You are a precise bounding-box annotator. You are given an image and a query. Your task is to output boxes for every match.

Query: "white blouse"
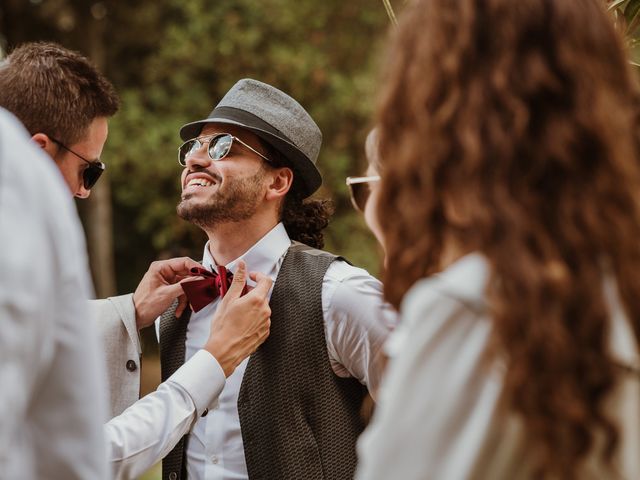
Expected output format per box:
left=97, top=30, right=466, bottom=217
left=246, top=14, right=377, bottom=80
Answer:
left=356, top=253, right=640, bottom=480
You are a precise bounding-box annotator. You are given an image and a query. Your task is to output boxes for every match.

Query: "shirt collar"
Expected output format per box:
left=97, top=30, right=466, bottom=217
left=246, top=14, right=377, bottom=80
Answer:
left=201, top=222, right=291, bottom=279
left=428, top=253, right=490, bottom=312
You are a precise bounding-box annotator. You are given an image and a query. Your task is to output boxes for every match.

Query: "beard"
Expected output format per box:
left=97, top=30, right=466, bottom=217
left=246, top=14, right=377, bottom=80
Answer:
left=177, top=169, right=266, bottom=228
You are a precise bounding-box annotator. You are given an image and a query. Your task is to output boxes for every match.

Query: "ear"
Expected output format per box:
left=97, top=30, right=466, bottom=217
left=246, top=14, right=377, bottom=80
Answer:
left=265, top=167, right=294, bottom=202
left=31, top=133, right=59, bottom=160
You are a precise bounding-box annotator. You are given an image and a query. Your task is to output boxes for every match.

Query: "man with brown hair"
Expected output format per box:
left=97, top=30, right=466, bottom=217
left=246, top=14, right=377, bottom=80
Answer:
left=0, top=42, right=119, bottom=198
left=152, top=78, right=397, bottom=480
left=0, top=41, right=169, bottom=417
left=0, top=43, right=274, bottom=478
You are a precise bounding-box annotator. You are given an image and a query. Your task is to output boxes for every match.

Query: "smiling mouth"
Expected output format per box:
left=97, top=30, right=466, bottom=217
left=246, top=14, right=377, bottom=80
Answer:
left=185, top=177, right=216, bottom=188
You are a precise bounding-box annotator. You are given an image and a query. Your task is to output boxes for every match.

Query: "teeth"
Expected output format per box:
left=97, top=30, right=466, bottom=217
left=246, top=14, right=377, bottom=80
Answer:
left=187, top=178, right=214, bottom=187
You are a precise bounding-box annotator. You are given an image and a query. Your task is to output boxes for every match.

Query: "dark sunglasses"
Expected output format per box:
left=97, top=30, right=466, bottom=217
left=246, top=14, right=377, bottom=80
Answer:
left=178, top=133, right=271, bottom=166
left=50, top=137, right=105, bottom=190
left=345, top=175, right=380, bottom=212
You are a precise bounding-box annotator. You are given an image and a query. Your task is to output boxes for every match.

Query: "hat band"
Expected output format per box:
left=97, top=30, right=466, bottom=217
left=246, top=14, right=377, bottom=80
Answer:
left=209, top=106, right=294, bottom=146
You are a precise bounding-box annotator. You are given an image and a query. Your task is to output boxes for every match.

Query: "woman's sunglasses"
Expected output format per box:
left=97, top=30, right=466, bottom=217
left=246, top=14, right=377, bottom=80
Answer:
left=345, top=175, right=380, bottom=212
left=50, top=137, right=105, bottom=190
left=178, top=133, right=271, bottom=166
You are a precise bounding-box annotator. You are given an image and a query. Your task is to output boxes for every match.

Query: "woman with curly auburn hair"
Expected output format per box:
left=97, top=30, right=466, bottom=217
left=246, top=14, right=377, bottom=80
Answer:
left=355, top=0, right=640, bottom=478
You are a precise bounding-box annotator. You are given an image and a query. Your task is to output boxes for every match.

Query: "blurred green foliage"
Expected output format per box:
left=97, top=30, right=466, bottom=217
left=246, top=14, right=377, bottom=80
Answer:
left=610, top=0, right=640, bottom=65
left=0, top=0, right=399, bottom=292
left=103, top=0, right=392, bottom=292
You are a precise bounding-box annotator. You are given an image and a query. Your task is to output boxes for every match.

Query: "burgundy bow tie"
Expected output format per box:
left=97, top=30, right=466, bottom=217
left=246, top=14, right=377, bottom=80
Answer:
left=181, top=265, right=235, bottom=313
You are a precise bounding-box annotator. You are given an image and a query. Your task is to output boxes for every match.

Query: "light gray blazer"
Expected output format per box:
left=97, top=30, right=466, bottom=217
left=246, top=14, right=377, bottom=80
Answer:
left=90, top=294, right=142, bottom=419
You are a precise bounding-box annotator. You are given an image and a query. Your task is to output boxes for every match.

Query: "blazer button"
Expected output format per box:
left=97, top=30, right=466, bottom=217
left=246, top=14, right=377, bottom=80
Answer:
left=126, top=360, right=137, bottom=372
left=169, top=472, right=178, bottom=480
left=201, top=408, right=209, bottom=417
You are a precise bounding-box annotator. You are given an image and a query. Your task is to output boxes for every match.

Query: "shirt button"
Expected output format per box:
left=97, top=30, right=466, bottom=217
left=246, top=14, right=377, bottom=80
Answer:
left=126, top=360, right=137, bottom=372
left=169, top=472, right=178, bottom=480
left=211, top=455, right=219, bottom=464
left=201, top=408, right=209, bottom=417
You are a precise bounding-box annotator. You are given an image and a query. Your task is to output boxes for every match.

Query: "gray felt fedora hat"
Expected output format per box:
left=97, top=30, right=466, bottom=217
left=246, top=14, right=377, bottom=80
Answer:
left=180, top=78, right=322, bottom=197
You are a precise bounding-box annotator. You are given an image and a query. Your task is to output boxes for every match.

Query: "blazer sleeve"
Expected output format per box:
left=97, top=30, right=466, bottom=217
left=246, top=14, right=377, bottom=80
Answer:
left=90, top=294, right=142, bottom=419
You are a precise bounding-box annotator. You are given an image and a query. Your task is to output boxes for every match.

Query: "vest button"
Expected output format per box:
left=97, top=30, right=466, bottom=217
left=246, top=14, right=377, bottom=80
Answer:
left=169, top=472, right=178, bottom=480
left=126, top=360, right=137, bottom=372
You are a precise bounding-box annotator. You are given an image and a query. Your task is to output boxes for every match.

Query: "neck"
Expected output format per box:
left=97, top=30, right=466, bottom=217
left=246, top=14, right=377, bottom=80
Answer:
left=203, top=216, right=279, bottom=266
left=439, top=234, right=470, bottom=271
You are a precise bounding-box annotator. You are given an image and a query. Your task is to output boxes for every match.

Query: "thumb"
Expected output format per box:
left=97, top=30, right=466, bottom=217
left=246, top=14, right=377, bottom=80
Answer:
left=225, top=260, right=247, bottom=300
left=249, top=272, right=273, bottom=299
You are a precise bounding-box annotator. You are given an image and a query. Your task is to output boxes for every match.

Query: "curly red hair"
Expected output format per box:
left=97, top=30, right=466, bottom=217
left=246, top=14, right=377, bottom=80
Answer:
left=376, top=0, right=640, bottom=477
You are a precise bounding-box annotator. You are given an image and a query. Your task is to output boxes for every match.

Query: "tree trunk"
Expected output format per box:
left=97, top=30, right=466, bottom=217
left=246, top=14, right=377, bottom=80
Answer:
left=0, top=1, right=118, bottom=298
left=83, top=3, right=117, bottom=298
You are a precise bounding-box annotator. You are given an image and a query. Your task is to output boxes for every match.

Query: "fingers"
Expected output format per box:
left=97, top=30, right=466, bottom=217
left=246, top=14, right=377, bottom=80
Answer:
left=262, top=318, right=271, bottom=338
left=176, top=294, right=188, bottom=318
left=249, top=319, right=271, bottom=355
left=156, top=257, right=204, bottom=282
left=249, top=272, right=273, bottom=298
left=179, top=276, right=205, bottom=285
left=225, top=261, right=247, bottom=300
left=163, top=282, right=188, bottom=298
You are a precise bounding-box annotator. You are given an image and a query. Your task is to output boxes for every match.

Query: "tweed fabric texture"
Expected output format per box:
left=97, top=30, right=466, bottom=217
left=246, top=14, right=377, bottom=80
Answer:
left=238, top=243, right=367, bottom=480
left=160, top=300, right=191, bottom=480
left=157, top=244, right=367, bottom=479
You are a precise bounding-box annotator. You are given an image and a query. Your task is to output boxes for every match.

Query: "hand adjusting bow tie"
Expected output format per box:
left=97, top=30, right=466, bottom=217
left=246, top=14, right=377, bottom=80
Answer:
left=181, top=265, right=237, bottom=313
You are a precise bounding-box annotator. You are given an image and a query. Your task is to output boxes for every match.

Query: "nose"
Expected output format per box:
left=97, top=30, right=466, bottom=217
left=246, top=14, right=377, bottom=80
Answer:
left=184, top=143, right=212, bottom=169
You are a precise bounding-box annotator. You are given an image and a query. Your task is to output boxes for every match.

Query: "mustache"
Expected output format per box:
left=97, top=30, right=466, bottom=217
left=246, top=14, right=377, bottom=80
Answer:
left=184, top=169, right=222, bottom=184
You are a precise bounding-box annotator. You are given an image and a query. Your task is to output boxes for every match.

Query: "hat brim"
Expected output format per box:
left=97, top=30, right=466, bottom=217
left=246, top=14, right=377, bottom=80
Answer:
left=180, top=118, right=322, bottom=198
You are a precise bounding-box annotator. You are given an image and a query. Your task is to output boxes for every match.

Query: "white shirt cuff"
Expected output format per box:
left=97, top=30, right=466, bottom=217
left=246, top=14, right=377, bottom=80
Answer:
left=167, top=349, right=225, bottom=415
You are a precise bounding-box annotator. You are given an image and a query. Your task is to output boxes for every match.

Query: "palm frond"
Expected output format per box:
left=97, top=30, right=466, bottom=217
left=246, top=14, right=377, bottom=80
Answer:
left=381, top=0, right=398, bottom=26
left=609, top=0, right=629, bottom=11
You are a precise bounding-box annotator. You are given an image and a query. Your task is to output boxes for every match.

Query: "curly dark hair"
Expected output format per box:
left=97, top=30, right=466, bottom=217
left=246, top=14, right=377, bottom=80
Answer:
left=376, top=0, right=640, bottom=477
left=261, top=140, right=334, bottom=249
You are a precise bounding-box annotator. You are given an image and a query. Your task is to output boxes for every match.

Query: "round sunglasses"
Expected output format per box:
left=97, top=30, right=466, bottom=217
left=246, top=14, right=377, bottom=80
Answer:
left=178, top=133, right=271, bottom=166
left=345, top=175, right=381, bottom=212
left=50, top=137, right=105, bottom=190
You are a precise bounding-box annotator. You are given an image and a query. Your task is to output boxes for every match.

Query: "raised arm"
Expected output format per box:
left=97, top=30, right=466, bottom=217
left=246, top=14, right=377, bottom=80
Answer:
left=105, top=262, right=272, bottom=480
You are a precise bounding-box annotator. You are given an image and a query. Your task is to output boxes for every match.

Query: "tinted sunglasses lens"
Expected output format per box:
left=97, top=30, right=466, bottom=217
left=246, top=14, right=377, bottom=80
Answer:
left=179, top=139, right=201, bottom=166
left=349, top=182, right=370, bottom=212
left=83, top=164, right=104, bottom=190
left=209, top=134, right=233, bottom=161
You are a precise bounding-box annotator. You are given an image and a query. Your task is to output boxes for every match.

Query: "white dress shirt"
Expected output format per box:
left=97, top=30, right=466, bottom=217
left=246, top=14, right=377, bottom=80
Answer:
left=153, top=222, right=396, bottom=479
left=105, top=349, right=226, bottom=479
left=356, top=253, right=640, bottom=480
left=0, top=109, right=109, bottom=479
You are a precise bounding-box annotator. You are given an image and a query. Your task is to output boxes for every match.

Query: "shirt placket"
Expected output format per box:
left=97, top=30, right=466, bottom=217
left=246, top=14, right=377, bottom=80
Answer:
left=204, top=402, right=225, bottom=479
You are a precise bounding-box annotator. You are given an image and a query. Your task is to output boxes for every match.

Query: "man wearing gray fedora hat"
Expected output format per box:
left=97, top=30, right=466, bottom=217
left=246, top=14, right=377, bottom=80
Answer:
left=151, top=78, right=397, bottom=480
left=0, top=44, right=276, bottom=479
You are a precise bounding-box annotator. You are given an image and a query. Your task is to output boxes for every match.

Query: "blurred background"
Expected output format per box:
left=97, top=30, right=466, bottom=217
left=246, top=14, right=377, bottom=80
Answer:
left=2, top=0, right=639, bottom=478
left=0, top=0, right=399, bottom=296
left=0, top=1, right=401, bottom=477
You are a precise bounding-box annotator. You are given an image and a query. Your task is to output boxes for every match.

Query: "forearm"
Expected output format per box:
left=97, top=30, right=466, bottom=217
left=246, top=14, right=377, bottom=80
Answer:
left=104, top=350, right=225, bottom=479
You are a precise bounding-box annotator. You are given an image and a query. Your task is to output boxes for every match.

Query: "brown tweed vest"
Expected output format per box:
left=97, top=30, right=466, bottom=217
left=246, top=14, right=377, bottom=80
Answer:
left=159, top=243, right=367, bottom=480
